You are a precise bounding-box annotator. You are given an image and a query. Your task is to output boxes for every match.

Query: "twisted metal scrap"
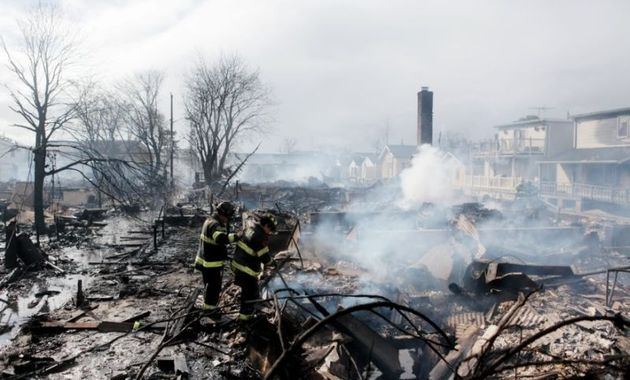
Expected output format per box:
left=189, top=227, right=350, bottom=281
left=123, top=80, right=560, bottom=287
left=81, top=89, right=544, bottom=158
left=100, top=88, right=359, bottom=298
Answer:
left=263, top=300, right=454, bottom=380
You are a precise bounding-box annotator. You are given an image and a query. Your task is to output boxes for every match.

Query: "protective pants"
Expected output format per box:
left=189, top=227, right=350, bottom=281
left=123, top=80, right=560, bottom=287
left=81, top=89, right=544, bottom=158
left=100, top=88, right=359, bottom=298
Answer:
left=234, top=269, right=259, bottom=320
left=201, top=266, right=223, bottom=309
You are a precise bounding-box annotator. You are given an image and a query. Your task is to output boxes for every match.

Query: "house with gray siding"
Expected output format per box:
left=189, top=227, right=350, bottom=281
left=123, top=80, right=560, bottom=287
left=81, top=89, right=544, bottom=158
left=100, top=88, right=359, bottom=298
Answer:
left=464, top=116, right=573, bottom=199
left=539, top=107, right=630, bottom=211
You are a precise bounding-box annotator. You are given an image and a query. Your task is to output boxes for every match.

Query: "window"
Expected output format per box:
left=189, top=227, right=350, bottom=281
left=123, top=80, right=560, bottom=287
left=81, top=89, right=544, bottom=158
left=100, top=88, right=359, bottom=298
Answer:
left=617, top=116, right=630, bottom=139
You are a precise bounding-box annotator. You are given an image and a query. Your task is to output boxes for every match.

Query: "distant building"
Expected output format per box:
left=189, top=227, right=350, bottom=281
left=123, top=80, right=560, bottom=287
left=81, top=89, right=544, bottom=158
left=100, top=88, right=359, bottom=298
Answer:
left=539, top=107, right=630, bottom=212
left=236, top=151, right=336, bottom=184
left=237, top=153, right=293, bottom=182
left=51, top=187, right=97, bottom=207
left=347, top=153, right=380, bottom=184
left=47, top=139, right=146, bottom=184
left=464, top=116, right=573, bottom=199
left=379, top=144, right=418, bottom=179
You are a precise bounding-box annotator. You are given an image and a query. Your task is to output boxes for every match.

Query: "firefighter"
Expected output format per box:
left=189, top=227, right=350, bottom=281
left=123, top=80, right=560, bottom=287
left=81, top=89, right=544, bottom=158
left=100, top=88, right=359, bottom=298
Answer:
left=195, top=201, right=237, bottom=311
left=231, top=214, right=277, bottom=321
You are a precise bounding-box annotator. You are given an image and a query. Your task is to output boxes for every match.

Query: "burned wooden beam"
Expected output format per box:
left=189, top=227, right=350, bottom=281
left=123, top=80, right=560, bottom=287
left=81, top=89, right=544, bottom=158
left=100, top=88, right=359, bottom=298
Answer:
left=64, top=306, right=98, bottom=323
left=333, top=311, right=403, bottom=378
left=429, top=325, right=481, bottom=380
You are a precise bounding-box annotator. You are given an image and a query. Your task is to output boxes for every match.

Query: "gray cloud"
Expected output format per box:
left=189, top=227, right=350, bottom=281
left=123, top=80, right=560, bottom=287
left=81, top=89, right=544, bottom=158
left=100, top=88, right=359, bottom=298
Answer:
left=1, top=0, right=629, bottom=152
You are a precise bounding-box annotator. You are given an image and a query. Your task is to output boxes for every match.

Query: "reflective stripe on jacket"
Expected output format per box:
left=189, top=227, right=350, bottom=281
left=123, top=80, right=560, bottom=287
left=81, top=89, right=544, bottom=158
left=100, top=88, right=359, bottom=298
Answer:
left=231, top=224, right=272, bottom=277
left=195, top=214, right=235, bottom=270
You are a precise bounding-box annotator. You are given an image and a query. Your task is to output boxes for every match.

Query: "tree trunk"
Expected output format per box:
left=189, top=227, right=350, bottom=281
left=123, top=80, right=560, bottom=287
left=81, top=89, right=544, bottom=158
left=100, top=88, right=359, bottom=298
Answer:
left=203, top=163, right=213, bottom=187
left=97, top=176, right=103, bottom=208
left=33, top=146, right=46, bottom=236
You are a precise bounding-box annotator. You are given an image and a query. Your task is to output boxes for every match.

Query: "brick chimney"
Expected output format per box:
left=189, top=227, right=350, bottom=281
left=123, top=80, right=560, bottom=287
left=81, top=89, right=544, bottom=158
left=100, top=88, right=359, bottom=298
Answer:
left=417, top=86, right=433, bottom=146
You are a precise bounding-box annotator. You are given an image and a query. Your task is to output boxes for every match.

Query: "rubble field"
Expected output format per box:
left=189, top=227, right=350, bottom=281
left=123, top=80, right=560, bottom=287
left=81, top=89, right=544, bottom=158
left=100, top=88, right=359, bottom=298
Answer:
left=0, top=187, right=629, bottom=379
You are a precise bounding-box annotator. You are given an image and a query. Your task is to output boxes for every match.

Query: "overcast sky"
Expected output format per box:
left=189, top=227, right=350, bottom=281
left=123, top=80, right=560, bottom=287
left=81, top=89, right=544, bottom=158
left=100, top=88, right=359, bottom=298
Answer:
left=1, top=0, right=630, bottom=152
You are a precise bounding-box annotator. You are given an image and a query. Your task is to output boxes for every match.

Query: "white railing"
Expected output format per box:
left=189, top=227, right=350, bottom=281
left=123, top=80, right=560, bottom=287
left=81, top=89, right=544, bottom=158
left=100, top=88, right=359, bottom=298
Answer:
left=462, top=175, right=522, bottom=193
left=540, top=181, right=630, bottom=206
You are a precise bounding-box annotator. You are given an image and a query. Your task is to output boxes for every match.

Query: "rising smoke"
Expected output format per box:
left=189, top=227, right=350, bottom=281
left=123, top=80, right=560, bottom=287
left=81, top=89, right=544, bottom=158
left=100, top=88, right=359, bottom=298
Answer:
left=304, top=143, right=589, bottom=298
left=305, top=145, right=470, bottom=293
left=398, top=144, right=462, bottom=208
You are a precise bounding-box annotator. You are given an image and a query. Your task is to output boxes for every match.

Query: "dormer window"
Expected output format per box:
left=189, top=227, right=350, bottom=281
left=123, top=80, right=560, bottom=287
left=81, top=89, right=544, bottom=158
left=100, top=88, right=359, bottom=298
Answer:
left=618, top=116, right=629, bottom=139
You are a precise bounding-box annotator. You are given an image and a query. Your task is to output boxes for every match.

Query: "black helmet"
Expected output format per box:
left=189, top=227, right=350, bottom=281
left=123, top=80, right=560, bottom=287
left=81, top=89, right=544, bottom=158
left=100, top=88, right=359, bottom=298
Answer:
left=216, top=201, right=235, bottom=217
left=259, top=214, right=277, bottom=233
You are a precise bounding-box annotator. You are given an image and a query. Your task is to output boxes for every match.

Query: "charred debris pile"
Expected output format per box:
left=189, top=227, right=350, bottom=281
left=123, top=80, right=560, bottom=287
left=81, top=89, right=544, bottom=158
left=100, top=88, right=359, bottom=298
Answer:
left=0, top=182, right=629, bottom=379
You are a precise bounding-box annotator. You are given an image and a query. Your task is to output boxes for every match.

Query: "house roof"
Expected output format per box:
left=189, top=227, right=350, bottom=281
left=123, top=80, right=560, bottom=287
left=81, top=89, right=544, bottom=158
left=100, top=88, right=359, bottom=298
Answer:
left=362, top=153, right=379, bottom=164
left=348, top=152, right=378, bottom=165
left=572, top=107, right=630, bottom=121
left=47, top=139, right=145, bottom=157
left=90, top=140, right=144, bottom=156
left=495, top=116, right=571, bottom=129
left=540, top=147, right=630, bottom=164
left=383, top=144, right=418, bottom=159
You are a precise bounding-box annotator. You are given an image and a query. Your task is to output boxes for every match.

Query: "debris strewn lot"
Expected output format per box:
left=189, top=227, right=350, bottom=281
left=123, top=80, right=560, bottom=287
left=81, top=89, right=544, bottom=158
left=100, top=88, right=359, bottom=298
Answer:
left=1, top=187, right=629, bottom=379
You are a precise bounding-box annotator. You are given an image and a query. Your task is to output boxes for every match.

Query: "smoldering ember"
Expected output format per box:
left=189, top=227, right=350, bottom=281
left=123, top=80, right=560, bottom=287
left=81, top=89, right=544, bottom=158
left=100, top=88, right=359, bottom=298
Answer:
left=1, top=3, right=629, bottom=380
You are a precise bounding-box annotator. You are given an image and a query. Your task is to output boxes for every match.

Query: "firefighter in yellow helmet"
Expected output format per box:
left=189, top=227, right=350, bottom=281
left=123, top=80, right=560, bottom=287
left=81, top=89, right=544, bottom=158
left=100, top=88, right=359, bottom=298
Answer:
left=231, top=213, right=277, bottom=321
left=194, top=201, right=237, bottom=311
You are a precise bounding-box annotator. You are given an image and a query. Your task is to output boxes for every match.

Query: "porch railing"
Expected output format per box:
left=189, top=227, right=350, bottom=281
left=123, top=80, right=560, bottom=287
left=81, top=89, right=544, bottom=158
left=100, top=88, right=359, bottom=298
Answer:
left=539, top=181, right=630, bottom=206
left=462, top=175, right=522, bottom=193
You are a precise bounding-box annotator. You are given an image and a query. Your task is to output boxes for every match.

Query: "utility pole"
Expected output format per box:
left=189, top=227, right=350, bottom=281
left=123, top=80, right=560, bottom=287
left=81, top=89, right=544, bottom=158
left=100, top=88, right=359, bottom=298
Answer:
left=170, top=93, right=174, bottom=187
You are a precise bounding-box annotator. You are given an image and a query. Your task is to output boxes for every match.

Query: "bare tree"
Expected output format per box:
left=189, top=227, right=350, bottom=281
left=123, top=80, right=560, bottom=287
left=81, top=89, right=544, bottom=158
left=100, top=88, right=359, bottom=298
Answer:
left=184, top=55, right=271, bottom=186
left=119, top=71, right=172, bottom=195
left=70, top=76, right=174, bottom=207
left=71, top=82, right=141, bottom=206
left=73, top=82, right=126, bottom=145
left=1, top=4, right=76, bottom=234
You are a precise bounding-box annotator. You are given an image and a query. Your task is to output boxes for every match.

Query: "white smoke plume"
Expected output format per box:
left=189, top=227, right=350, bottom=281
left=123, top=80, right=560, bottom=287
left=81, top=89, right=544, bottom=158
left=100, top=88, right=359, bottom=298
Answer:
left=399, top=144, right=461, bottom=208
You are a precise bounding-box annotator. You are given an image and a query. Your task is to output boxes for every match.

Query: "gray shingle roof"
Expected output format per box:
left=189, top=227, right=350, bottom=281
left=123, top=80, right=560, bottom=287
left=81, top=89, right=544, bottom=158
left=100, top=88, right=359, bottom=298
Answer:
left=572, top=107, right=630, bottom=121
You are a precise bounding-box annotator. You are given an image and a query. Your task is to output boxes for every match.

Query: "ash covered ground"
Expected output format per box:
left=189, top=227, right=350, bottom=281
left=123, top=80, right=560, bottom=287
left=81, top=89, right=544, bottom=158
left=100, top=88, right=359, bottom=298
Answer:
left=0, top=182, right=628, bottom=380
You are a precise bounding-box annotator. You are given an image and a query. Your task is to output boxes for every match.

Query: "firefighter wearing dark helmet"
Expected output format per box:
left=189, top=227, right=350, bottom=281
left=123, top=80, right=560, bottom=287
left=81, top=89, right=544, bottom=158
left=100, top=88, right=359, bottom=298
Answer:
left=195, top=201, right=237, bottom=311
left=231, top=214, right=277, bottom=321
